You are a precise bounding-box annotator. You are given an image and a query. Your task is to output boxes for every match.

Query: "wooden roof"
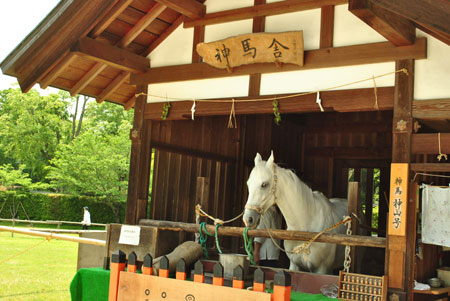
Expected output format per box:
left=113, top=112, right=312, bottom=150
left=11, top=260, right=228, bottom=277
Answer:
left=1, top=0, right=449, bottom=110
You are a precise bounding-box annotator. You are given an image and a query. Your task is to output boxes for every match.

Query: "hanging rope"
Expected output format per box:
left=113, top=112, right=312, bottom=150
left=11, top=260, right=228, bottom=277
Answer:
left=228, top=98, right=237, bottom=128
left=243, top=227, right=255, bottom=265
left=437, top=133, right=448, bottom=161
left=372, top=75, right=379, bottom=110
left=195, top=204, right=244, bottom=225
left=0, top=237, right=50, bottom=265
left=198, top=222, right=214, bottom=258
left=343, top=217, right=353, bottom=273
left=215, top=224, right=223, bottom=254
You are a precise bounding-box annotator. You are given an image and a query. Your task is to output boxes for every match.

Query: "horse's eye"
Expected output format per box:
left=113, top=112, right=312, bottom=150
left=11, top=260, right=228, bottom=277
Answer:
left=261, top=182, right=267, bottom=188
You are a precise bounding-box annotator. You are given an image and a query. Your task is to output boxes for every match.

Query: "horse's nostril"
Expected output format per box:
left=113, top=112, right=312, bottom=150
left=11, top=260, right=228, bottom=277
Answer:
left=248, top=217, right=253, bottom=224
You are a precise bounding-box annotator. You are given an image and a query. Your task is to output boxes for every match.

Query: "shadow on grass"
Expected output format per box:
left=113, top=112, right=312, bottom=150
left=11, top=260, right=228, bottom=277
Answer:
left=0, top=289, right=67, bottom=298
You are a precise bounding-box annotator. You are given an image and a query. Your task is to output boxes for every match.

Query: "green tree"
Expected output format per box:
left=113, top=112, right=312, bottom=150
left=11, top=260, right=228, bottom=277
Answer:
left=0, top=88, right=72, bottom=182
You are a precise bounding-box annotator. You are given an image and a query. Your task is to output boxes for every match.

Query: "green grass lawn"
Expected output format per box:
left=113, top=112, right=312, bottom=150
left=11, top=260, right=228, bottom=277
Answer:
left=0, top=229, right=79, bottom=300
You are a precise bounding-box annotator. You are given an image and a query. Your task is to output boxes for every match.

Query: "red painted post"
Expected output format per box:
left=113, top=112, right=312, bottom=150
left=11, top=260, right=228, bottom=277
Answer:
left=159, top=256, right=170, bottom=278
left=142, top=253, right=153, bottom=275
left=253, top=268, right=265, bottom=292
left=127, top=251, right=137, bottom=273
left=273, top=270, right=291, bottom=301
left=108, top=250, right=126, bottom=301
left=193, top=260, right=205, bottom=283
left=212, top=262, right=224, bottom=286
left=176, top=258, right=187, bottom=280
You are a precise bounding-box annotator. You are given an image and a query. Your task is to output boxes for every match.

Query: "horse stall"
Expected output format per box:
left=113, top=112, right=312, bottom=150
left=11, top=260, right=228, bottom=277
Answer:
left=2, top=0, right=450, bottom=300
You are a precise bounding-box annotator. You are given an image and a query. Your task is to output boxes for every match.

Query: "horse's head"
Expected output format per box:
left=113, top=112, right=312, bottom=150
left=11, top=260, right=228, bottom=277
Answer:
left=243, top=151, right=277, bottom=228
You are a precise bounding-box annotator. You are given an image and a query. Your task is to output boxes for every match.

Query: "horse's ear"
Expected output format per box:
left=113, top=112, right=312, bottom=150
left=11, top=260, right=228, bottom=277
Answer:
left=254, top=153, right=262, bottom=166
left=266, top=150, right=274, bottom=168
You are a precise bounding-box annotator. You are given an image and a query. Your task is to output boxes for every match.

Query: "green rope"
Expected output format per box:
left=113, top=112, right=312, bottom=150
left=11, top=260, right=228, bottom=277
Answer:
left=243, top=227, right=255, bottom=265
left=199, top=222, right=214, bottom=258
left=215, top=223, right=223, bottom=254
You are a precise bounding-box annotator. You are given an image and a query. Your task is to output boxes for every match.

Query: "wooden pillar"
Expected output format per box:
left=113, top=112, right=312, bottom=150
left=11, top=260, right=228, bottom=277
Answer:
left=386, top=59, right=415, bottom=300
left=347, top=181, right=360, bottom=272
left=125, top=84, right=152, bottom=224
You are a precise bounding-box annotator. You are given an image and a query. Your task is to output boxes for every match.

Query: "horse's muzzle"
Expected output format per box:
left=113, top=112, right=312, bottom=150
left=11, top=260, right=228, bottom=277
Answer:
left=243, top=209, right=260, bottom=229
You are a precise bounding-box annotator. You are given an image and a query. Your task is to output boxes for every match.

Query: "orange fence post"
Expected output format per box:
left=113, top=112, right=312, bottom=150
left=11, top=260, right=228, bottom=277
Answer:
left=108, top=250, right=126, bottom=301
left=142, top=253, right=153, bottom=275
left=253, top=268, right=265, bottom=292
left=273, top=271, right=291, bottom=301
left=127, top=251, right=137, bottom=273
left=159, top=256, right=170, bottom=278
left=176, top=258, right=187, bottom=280
left=193, top=260, right=205, bottom=283
left=213, top=262, right=224, bottom=286
left=232, top=265, right=244, bottom=289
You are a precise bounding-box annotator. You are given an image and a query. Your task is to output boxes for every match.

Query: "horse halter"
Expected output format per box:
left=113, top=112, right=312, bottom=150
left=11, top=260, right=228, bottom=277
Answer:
left=245, top=164, right=278, bottom=216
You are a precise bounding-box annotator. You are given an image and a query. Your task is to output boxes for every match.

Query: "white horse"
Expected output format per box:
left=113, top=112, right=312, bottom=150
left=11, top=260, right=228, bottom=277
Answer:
left=243, top=152, right=348, bottom=274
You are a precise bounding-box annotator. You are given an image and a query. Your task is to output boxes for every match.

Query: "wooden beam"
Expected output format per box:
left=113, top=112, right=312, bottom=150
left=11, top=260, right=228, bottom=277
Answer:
left=124, top=95, right=136, bottom=111
left=139, top=219, right=387, bottom=248
left=96, top=71, right=130, bottom=103
left=131, top=38, right=426, bottom=85
left=184, top=0, right=347, bottom=28
left=72, top=37, right=150, bottom=73
left=248, top=0, right=266, bottom=97
left=192, top=25, right=205, bottom=63
left=39, top=52, right=76, bottom=89
left=118, top=3, right=167, bottom=48
left=412, top=98, right=450, bottom=120
left=142, top=15, right=183, bottom=56
left=349, top=0, right=415, bottom=46
left=143, top=87, right=394, bottom=120
left=371, top=0, right=450, bottom=36
left=70, top=63, right=107, bottom=96
left=155, top=0, right=205, bottom=19
left=410, top=163, right=450, bottom=172
left=90, top=0, right=135, bottom=38
left=412, top=133, right=450, bottom=155
left=320, top=5, right=334, bottom=48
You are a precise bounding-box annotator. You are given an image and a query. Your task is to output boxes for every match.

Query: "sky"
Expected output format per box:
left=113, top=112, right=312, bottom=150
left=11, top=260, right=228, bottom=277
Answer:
left=0, top=0, right=60, bottom=91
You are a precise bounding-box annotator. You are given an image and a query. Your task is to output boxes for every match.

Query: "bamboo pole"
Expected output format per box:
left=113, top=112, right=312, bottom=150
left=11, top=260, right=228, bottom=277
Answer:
left=139, top=219, right=386, bottom=248
left=0, top=226, right=106, bottom=246
left=0, top=218, right=106, bottom=227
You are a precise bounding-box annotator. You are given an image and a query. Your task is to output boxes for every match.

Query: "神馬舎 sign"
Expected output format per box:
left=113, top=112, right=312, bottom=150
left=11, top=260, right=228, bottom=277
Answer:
left=388, top=163, right=409, bottom=236
left=196, top=31, right=304, bottom=69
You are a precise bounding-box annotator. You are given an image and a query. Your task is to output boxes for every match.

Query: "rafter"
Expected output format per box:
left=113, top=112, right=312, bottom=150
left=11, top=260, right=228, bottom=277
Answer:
left=124, top=95, right=136, bottom=110
left=184, top=0, right=347, bottom=28
left=349, top=0, right=415, bottom=46
left=97, top=71, right=130, bottom=103
left=142, top=15, right=183, bottom=56
left=320, top=6, right=334, bottom=48
left=40, top=52, right=76, bottom=89
left=70, top=63, right=107, bottom=96
left=90, top=0, right=135, bottom=38
left=155, top=0, right=205, bottom=19
left=132, top=38, right=426, bottom=85
left=72, top=37, right=150, bottom=73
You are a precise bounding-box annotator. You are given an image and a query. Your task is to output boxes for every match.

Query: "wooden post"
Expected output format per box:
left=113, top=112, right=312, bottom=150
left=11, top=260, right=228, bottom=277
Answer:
left=232, top=265, right=245, bottom=289
left=127, top=251, right=137, bottom=273
left=125, top=84, right=152, bottom=224
left=108, top=250, right=126, bottom=301
left=193, top=260, right=205, bottom=283
left=142, top=253, right=153, bottom=275
left=213, top=262, right=224, bottom=286
left=273, top=270, right=291, bottom=301
left=159, top=256, right=169, bottom=278
left=387, top=59, right=414, bottom=301
left=176, top=258, right=187, bottom=280
left=253, top=268, right=265, bottom=292
left=347, top=181, right=360, bottom=272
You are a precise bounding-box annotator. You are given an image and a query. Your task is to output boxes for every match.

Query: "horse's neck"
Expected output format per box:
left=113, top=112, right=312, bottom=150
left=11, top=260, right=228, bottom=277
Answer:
left=275, top=166, right=330, bottom=232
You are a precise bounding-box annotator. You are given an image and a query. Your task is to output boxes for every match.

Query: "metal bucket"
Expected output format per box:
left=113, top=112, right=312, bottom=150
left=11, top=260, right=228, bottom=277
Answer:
left=219, top=253, right=249, bottom=279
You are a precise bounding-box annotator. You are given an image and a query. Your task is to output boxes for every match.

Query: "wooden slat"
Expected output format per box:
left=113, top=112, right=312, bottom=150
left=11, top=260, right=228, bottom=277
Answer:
left=412, top=99, right=450, bottom=120
left=72, top=37, right=150, bottom=73
left=97, top=71, right=130, bottom=103
left=131, top=38, right=426, bottom=85
left=90, top=0, right=135, bottom=38
left=143, top=87, right=394, bottom=120
left=124, top=95, right=136, bottom=110
left=410, top=163, right=450, bottom=172
left=40, top=52, right=77, bottom=89
left=349, top=0, right=415, bottom=46
left=155, top=0, right=205, bottom=19
left=118, top=3, right=167, bottom=48
left=320, top=5, right=334, bottom=48
left=411, top=133, right=450, bottom=155
left=184, top=0, right=347, bottom=28
left=70, top=63, right=107, bottom=96
left=142, top=15, right=183, bottom=56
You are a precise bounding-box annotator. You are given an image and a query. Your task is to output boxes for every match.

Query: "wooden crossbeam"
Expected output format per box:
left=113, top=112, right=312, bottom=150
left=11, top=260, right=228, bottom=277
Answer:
left=410, top=163, right=450, bottom=172
left=40, top=52, right=76, bottom=89
left=90, top=0, right=135, bottom=39
left=143, top=87, right=394, bottom=120
left=184, top=0, right=347, bottom=28
left=97, top=71, right=130, bottom=103
left=132, top=38, right=426, bottom=85
left=143, top=15, right=183, bottom=56
left=124, top=95, right=136, bottom=111
left=349, top=0, right=415, bottom=46
left=412, top=98, right=450, bottom=120
left=411, top=133, right=450, bottom=155
left=72, top=37, right=150, bottom=73
left=155, top=0, right=205, bottom=19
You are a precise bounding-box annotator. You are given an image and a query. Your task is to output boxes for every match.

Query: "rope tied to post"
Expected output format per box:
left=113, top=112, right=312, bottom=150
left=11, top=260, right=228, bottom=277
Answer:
left=243, top=227, right=255, bottom=265
left=437, top=132, right=448, bottom=161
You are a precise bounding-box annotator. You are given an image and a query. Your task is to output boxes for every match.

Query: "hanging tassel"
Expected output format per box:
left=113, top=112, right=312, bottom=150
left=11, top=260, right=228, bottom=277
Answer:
left=228, top=99, right=237, bottom=128
left=316, top=92, right=324, bottom=112
left=191, top=100, right=196, bottom=120
left=372, top=75, right=379, bottom=110
left=437, top=132, right=448, bottom=161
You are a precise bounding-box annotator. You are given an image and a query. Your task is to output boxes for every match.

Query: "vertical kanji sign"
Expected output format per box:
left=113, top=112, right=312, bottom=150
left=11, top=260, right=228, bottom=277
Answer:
left=196, top=31, right=304, bottom=69
left=388, top=163, right=409, bottom=236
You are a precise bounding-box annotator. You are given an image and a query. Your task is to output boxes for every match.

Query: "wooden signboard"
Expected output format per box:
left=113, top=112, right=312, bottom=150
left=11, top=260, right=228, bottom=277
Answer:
left=196, top=31, right=304, bottom=69
left=388, top=163, right=409, bottom=236
left=117, top=272, right=271, bottom=301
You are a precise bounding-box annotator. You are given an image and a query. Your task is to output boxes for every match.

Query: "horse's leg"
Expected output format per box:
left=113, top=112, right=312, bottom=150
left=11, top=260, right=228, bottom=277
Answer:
left=289, top=261, right=300, bottom=271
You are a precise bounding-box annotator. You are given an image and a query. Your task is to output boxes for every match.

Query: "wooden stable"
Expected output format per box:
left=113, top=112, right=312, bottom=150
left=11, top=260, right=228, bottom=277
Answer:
left=2, top=0, right=450, bottom=300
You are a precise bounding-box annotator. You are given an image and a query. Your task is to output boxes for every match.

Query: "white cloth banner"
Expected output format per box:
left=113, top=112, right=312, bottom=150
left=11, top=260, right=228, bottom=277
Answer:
left=422, top=185, right=450, bottom=247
